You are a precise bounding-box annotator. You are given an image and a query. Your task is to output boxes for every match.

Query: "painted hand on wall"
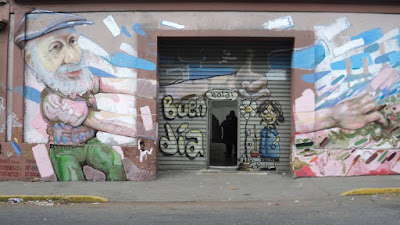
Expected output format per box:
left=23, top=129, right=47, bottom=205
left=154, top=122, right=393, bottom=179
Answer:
left=299, top=94, right=388, bottom=133
left=236, top=49, right=270, bottom=100
left=327, top=94, right=388, bottom=130
left=42, top=93, right=89, bottom=127
left=239, top=77, right=270, bottom=100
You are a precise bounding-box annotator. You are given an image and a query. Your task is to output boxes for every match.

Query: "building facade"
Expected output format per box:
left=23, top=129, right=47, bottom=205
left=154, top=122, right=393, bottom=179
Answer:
left=1, top=0, right=400, bottom=181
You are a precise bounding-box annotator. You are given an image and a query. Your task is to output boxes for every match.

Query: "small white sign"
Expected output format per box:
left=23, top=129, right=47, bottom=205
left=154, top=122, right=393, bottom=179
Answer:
left=206, top=89, right=238, bottom=101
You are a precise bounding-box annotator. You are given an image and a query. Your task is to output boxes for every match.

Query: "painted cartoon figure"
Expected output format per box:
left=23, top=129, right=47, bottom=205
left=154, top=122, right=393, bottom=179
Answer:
left=14, top=10, right=139, bottom=181
left=138, top=140, right=153, bottom=163
left=256, top=100, right=284, bottom=170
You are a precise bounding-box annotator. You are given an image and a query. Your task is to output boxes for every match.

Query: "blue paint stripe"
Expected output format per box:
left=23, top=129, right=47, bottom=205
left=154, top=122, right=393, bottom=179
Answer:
left=318, top=85, right=326, bottom=91
left=23, top=86, right=41, bottom=103
left=364, top=43, right=379, bottom=53
left=291, top=44, right=326, bottom=70
left=331, top=75, right=345, bottom=86
left=345, top=73, right=372, bottom=82
left=316, top=80, right=369, bottom=110
left=55, top=135, right=61, bottom=144
left=0, top=82, right=13, bottom=91
left=121, top=26, right=132, bottom=37
left=88, top=67, right=116, bottom=78
left=330, top=60, right=346, bottom=70
left=301, top=71, right=330, bottom=83
left=374, top=52, right=393, bottom=64
left=109, top=52, right=156, bottom=71
left=71, top=133, right=77, bottom=144
left=132, top=23, right=146, bottom=36
left=11, top=141, right=21, bottom=156
left=61, top=135, right=68, bottom=144
left=397, top=35, right=400, bottom=47
left=188, top=65, right=234, bottom=80
left=350, top=53, right=372, bottom=69
left=389, top=88, right=398, bottom=96
left=5, top=85, right=40, bottom=104
left=351, top=28, right=383, bottom=46
left=388, top=52, right=400, bottom=64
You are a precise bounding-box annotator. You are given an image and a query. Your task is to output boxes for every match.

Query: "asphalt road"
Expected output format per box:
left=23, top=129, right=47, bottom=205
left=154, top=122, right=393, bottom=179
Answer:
left=1, top=195, right=400, bottom=225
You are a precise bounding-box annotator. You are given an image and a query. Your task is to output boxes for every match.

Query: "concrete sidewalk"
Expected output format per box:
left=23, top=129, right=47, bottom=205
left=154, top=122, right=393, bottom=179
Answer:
left=1, top=171, right=399, bottom=202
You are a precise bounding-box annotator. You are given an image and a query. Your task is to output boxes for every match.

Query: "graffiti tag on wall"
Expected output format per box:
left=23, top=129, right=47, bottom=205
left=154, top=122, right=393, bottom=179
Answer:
left=160, top=95, right=206, bottom=159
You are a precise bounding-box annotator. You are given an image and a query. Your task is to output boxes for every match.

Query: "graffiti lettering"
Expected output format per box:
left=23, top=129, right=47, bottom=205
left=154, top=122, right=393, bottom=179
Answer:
left=159, top=122, right=205, bottom=159
left=162, top=95, right=207, bottom=120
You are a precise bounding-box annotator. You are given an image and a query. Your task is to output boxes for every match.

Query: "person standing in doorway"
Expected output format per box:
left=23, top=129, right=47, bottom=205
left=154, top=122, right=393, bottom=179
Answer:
left=221, top=115, right=233, bottom=157
left=229, top=111, right=238, bottom=158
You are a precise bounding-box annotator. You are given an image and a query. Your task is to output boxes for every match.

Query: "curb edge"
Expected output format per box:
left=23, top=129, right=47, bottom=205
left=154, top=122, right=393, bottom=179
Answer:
left=0, top=195, right=108, bottom=202
left=340, top=188, right=400, bottom=196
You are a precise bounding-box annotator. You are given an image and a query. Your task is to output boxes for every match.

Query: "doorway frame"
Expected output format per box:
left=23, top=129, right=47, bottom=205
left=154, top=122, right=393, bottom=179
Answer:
left=207, top=99, right=239, bottom=169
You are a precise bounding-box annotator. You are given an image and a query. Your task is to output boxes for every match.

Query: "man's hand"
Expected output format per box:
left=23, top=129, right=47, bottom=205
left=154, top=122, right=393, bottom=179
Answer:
left=42, top=93, right=89, bottom=127
left=238, top=76, right=270, bottom=100
left=316, top=93, right=388, bottom=131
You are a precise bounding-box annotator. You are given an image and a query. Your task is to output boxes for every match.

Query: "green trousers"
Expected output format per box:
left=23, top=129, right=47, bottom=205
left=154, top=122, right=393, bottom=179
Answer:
left=50, top=138, right=125, bottom=181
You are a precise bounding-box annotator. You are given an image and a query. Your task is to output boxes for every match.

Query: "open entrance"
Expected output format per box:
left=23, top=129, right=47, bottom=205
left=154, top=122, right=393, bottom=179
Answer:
left=209, top=101, right=238, bottom=167
left=158, top=37, right=293, bottom=171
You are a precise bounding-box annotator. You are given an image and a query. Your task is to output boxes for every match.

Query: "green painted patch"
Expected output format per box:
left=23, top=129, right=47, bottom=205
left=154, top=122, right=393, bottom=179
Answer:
left=378, top=151, right=388, bottom=162
left=336, top=152, right=351, bottom=161
left=355, top=138, right=368, bottom=146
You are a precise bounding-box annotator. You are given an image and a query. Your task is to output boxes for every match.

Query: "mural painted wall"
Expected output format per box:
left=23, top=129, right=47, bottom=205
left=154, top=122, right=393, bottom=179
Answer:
left=2, top=10, right=158, bottom=181
left=0, top=9, right=399, bottom=180
left=293, top=16, right=400, bottom=177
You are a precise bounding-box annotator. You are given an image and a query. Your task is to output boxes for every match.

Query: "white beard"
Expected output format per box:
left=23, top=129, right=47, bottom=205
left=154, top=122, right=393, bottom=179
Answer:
left=30, top=50, right=95, bottom=97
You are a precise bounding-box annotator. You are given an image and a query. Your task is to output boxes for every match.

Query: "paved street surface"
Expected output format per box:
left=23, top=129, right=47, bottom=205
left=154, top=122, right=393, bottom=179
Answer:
left=1, top=171, right=400, bottom=202
left=1, top=171, right=400, bottom=224
left=1, top=195, right=400, bottom=225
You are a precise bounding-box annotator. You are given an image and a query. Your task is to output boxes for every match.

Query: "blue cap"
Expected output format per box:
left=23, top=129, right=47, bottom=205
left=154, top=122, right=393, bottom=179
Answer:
left=14, top=10, right=93, bottom=49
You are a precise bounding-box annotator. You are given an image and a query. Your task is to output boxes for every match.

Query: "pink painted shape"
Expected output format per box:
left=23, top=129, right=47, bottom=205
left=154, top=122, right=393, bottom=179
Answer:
left=32, top=144, right=55, bottom=178
left=296, top=150, right=400, bottom=177
left=99, top=94, right=120, bottom=103
left=140, top=105, right=153, bottom=131
left=30, top=111, right=49, bottom=139
left=390, top=157, right=400, bottom=174
left=295, top=89, right=315, bottom=112
left=369, top=66, right=400, bottom=91
left=43, top=94, right=89, bottom=127
left=112, top=146, right=124, bottom=159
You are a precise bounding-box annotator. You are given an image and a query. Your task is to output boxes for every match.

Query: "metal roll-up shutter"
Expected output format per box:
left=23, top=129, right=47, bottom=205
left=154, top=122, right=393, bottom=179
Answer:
left=158, top=38, right=293, bottom=171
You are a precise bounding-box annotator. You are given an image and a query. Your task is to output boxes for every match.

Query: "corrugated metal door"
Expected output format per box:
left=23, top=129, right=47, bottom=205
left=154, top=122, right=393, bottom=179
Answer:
left=158, top=38, right=293, bottom=171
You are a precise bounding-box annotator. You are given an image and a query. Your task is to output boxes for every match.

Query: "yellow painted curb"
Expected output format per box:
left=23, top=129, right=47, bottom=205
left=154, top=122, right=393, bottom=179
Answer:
left=340, top=188, right=400, bottom=196
left=0, top=195, right=108, bottom=202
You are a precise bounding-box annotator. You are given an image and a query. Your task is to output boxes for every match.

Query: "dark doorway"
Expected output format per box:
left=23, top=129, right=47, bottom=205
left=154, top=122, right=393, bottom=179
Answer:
left=209, top=101, right=238, bottom=167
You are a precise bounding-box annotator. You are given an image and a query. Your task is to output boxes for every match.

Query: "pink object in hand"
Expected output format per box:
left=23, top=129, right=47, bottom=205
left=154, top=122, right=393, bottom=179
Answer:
left=43, top=93, right=89, bottom=127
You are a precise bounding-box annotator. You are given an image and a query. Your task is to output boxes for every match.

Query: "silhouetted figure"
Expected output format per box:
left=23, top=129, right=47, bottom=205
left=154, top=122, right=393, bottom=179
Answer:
left=212, top=114, right=222, bottom=142
left=221, top=115, right=233, bottom=157
left=229, top=111, right=238, bottom=157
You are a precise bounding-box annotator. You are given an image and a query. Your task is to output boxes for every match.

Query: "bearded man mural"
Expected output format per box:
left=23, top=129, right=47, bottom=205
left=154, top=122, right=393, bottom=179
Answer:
left=14, top=11, right=139, bottom=181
